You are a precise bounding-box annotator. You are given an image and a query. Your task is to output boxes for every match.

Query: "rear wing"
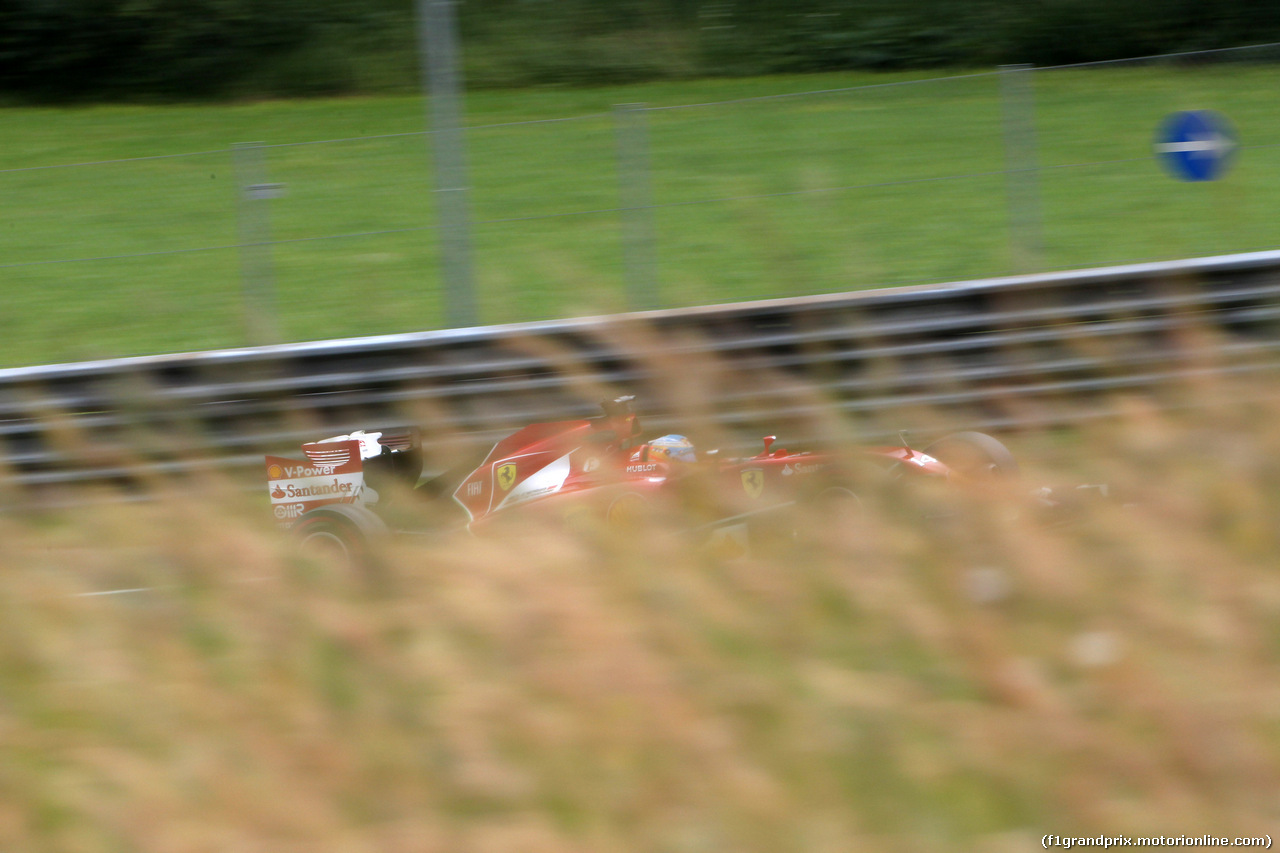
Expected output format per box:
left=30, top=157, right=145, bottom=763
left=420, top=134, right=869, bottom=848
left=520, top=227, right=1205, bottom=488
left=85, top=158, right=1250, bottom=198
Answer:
left=265, top=439, right=365, bottom=527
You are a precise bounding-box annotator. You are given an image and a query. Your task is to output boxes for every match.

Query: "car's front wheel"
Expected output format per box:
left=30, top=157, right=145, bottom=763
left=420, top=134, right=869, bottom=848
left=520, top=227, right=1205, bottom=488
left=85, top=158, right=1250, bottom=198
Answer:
left=923, top=431, right=1019, bottom=480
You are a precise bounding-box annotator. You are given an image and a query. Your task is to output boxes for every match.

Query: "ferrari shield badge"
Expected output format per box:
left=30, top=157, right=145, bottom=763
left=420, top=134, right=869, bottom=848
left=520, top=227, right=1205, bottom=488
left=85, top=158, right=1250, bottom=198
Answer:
left=496, top=462, right=519, bottom=491
left=741, top=468, right=765, bottom=499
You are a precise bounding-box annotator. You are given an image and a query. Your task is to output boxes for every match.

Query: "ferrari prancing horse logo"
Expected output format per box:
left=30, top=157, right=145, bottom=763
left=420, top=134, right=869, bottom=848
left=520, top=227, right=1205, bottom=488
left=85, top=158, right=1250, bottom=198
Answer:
left=497, top=463, right=518, bottom=491
left=741, top=468, right=764, bottom=499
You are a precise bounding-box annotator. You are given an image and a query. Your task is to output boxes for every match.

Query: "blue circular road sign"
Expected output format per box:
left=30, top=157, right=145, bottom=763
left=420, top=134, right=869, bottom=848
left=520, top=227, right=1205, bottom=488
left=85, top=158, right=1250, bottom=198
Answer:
left=1154, top=110, right=1239, bottom=182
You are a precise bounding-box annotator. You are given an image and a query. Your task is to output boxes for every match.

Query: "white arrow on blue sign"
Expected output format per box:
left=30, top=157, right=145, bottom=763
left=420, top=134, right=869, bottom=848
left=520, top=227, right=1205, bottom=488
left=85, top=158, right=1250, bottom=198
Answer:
left=1154, top=110, right=1238, bottom=182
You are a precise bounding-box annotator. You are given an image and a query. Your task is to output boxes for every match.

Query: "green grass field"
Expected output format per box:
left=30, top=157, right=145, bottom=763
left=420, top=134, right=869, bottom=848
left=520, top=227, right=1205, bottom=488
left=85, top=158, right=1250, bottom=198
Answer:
left=3, top=65, right=1280, bottom=367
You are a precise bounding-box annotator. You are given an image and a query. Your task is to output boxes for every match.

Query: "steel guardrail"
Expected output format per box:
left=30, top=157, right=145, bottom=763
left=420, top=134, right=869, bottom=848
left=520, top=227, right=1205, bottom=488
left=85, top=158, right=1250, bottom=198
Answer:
left=3, top=250, right=1279, bottom=497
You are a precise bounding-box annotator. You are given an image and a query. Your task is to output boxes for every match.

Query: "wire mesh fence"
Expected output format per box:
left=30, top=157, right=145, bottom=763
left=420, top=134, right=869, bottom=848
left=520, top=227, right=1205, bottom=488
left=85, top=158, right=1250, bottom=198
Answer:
left=641, top=70, right=1013, bottom=301
left=1030, top=47, right=1280, bottom=269
left=3, top=44, right=1280, bottom=367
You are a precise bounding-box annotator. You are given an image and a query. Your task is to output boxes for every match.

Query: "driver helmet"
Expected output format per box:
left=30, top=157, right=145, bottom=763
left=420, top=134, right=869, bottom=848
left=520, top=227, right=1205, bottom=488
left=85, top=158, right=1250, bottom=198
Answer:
left=634, top=434, right=696, bottom=465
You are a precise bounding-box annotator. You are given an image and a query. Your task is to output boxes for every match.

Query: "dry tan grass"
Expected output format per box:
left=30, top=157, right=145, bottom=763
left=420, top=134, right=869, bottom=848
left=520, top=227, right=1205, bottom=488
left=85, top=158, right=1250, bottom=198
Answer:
left=2, top=383, right=1280, bottom=853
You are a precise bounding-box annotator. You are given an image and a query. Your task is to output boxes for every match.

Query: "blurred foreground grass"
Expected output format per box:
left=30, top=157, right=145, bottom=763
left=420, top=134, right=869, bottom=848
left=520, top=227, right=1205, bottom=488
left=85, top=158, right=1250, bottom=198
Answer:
left=2, top=381, right=1279, bottom=851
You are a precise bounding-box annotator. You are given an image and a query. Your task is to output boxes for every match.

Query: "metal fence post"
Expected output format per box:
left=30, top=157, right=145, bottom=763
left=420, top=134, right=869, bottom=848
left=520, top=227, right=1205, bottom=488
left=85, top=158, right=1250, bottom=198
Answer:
left=999, top=64, right=1044, bottom=273
left=614, top=103, right=660, bottom=311
left=418, top=0, right=477, bottom=329
left=232, top=141, right=281, bottom=345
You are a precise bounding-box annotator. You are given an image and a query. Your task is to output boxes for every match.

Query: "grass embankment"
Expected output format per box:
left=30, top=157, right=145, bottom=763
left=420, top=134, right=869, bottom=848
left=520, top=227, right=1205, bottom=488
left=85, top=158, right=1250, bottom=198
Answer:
left=2, top=65, right=1280, bottom=366
left=2, top=382, right=1278, bottom=851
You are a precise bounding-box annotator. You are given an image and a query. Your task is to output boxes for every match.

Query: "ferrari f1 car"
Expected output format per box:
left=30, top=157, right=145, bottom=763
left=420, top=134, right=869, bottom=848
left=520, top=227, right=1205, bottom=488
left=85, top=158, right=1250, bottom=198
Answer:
left=264, top=394, right=1034, bottom=560
left=265, top=397, right=1040, bottom=565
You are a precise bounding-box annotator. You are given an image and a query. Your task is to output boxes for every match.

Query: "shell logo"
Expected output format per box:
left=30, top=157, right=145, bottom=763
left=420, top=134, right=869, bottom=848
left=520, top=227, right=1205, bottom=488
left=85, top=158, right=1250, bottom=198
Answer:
left=268, top=464, right=284, bottom=480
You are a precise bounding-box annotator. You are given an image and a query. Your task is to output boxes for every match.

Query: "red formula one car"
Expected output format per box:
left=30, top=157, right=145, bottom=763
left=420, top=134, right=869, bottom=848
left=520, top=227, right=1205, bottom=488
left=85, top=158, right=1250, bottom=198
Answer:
left=265, top=397, right=1022, bottom=564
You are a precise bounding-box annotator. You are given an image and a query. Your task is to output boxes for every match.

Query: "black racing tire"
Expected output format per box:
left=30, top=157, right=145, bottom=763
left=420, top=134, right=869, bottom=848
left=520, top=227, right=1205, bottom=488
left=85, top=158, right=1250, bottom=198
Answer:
left=923, top=431, right=1019, bottom=480
left=292, top=504, right=388, bottom=572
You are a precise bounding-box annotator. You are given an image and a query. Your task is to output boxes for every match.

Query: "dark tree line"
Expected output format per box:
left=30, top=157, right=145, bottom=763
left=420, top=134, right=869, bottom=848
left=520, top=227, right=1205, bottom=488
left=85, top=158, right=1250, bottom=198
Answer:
left=2, top=0, right=1278, bottom=100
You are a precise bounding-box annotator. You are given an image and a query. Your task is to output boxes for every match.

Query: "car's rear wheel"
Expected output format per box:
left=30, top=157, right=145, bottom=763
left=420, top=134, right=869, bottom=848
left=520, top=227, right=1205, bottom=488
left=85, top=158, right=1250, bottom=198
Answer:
left=292, top=504, right=387, bottom=573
